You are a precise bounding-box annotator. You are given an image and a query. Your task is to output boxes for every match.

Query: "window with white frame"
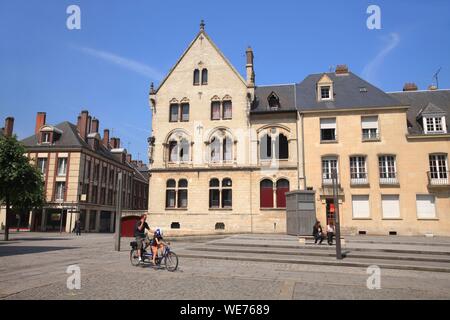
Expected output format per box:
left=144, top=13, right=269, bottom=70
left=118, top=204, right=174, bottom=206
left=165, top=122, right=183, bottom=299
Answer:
left=57, top=158, right=67, bottom=176
left=42, top=132, right=51, bottom=144
left=379, top=155, right=398, bottom=183
left=209, top=132, right=233, bottom=163
left=320, top=118, right=337, bottom=141
left=320, top=86, right=331, bottom=100
left=350, top=156, right=367, bottom=183
left=322, top=156, right=338, bottom=185
left=429, top=154, right=448, bottom=181
left=361, top=116, right=379, bottom=140
left=416, top=195, right=436, bottom=219
left=37, top=158, right=47, bottom=175
left=381, top=195, right=400, bottom=219
left=423, top=116, right=446, bottom=134
left=167, top=134, right=190, bottom=164
left=55, top=182, right=65, bottom=201
left=352, top=195, right=370, bottom=219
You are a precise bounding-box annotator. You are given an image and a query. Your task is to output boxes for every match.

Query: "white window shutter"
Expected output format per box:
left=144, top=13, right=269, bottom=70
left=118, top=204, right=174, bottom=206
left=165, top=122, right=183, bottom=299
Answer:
left=382, top=195, right=400, bottom=219
left=362, top=116, right=378, bottom=129
left=320, top=118, right=336, bottom=129
left=352, top=195, right=370, bottom=218
left=416, top=195, right=436, bottom=219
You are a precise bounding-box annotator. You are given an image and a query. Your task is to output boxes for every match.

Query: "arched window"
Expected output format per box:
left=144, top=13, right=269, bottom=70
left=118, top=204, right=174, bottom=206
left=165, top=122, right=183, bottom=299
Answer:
left=201, top=69, right=208, bottom=85
left=166, top=179, right=188, bottom=209
left=268, top=92, right=280, bottom=110
left=276, top=134, right=289, bottom=159
left=210, top=137, right=220, bottom=162
left=209, top=178, right=232, bottom=208
left=178, top=179, right=188, bottom=208
left=223, top=137, right=232, bottom=161
left=260, top=179, right=274, bottom=208
left=222, top=178, right=232, bottom=208
left=223, top=100, right=232, bottom=119
left=193, top=69, right=200, bottom=85
left=166, top=131, right=191, bottom=164
left=211, top=101, right=221, bottom=120
left=166, top=179, right=176, bottom=208
left=276, top=179, right=289, bottom=208
left=260, top=134, right=272, bottom=160
left=169, top=141, right=178, bottom=162
left=209, top=178, right=220, bottom=208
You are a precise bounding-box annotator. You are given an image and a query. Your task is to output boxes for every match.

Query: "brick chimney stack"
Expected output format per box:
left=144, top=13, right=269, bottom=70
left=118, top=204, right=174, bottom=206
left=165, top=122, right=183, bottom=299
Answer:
left=78, top=110, right=89, bottom=140
left=403, top=83, right=418, bottom=91
left=110, top=137, right=120, bottom=149
left=4, top=117, right=14, bottom=137
left=103, top=129, right=110, bottom=148
left=91, top=118, right=99, bottom=133
left=35, top=112, right=46, bottom=134
left=335, top=64, right=349, bottom=75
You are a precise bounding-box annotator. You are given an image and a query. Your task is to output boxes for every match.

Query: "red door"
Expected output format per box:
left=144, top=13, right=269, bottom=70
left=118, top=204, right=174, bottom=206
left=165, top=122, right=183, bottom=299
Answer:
left=121, top=216, right=140, bottom=237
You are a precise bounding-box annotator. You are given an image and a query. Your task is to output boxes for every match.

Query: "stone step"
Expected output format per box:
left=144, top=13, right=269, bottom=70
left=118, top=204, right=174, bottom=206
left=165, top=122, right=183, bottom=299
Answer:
left=206, top=240, right=450, bottom=256
left=190, top=244, right=450, bottom=264
left=177, top=249, right=450, bottom=273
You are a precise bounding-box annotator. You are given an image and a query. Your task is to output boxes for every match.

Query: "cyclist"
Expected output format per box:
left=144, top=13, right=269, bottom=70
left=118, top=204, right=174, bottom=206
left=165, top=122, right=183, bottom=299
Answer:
left=135, top=214, right=152, bottom=263
left=151, top=227, right=169, bottom=265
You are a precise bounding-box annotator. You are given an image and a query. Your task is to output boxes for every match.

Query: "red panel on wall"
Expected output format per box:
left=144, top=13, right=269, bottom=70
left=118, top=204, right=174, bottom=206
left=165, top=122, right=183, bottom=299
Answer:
left=121, top=216, right=140, bottom=237
left=276, top=187, right=289, bottom=208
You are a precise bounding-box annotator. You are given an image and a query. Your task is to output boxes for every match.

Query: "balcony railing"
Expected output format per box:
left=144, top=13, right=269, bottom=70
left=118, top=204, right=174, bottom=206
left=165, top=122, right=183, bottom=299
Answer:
left=427, top=171, right=450, bottom=186
left=379, top=177, right=399, bottom=185
left=322, top=177, right=339, bottom=186
left=350, top=177, right=369, bottom=185
left=362, top=132, right=380, bottom=141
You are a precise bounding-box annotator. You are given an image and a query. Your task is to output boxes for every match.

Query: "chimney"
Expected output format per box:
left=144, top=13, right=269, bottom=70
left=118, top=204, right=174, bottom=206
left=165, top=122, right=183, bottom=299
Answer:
left=335, top=64, right=349, bottom=75
left=91, top=118, right=99, bottom=133
left=246, top=47, right=255, bottom=87
left=4, top=117, right=14, bottom=137
left=103, top=129, right=110, bottom=148
left=110, top=137, right=120, bottom=149
left=428, top=84, right=438, bottom=91
left=126, top=154, right=132, bottom=163
left=87, top=115, right=92, bottom=133
left=35, top=112, right=46, bottom=134
left=403, top=83, right=418, bottom=91
left=78, top=110, right=89, bottom=140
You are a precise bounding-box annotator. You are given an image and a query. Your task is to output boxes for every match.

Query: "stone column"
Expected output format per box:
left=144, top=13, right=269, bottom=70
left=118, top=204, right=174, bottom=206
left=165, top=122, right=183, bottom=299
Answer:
left=85, top=211, right=90, bottom=232
left=95, top=211, right=100, bottom=232
left=110, top=211, right=116, bottom=233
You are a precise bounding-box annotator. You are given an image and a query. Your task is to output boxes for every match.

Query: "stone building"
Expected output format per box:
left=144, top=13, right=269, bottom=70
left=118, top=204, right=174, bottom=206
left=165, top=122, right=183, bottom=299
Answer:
left=147, top=22, right=449, bottom=236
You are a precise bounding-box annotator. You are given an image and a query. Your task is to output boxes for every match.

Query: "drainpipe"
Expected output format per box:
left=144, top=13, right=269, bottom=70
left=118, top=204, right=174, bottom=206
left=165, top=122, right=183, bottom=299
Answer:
left=301, top=113, right=307, bottom=189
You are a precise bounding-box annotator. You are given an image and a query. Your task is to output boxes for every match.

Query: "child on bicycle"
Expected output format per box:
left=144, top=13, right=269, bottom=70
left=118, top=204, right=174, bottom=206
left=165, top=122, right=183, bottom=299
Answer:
left=151, top=227, right=170, bottom=265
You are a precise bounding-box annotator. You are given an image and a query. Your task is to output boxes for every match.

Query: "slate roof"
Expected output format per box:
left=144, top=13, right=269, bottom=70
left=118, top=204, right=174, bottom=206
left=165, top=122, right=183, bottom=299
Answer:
left=388, top=89, right=450, bottom=135
left=251, top=84, right=297, bottom=113
left=21, top=121, right=118, bottom=162
left=296, top=72, right=405, bottom=111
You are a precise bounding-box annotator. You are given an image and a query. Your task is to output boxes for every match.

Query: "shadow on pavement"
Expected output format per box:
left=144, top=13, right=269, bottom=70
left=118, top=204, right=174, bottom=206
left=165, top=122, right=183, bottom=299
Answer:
left=0, top=237, right=72, bottom=242
left=0, top=246, right=79, bottom=257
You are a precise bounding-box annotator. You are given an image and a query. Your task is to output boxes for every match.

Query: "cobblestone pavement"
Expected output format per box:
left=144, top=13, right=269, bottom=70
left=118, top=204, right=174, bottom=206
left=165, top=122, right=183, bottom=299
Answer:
left=1, top=233, right=450, bottom=299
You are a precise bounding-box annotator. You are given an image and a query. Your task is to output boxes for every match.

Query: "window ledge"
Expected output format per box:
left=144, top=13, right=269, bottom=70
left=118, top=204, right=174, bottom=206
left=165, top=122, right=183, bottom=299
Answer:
left=417, top=218, right=439, bottom=221
left=382, top=218, right=403, bottom=221
left=209, top=208, right=233, bottom=211
left=320, top=140, right=338, bottom=144
left=165, top=208, right=188, bottom=211
left=260, top=208, right=285, bottom=211
left=352, top=218, right=372, bottom=220
left=362, top=138, right=381, bottom=142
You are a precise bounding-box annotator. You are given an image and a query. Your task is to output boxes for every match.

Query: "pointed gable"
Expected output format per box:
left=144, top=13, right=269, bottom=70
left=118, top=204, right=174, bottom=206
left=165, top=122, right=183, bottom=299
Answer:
left=154, top=29, right=246, bottom=94
left=418, top=102, right=446, bottom=118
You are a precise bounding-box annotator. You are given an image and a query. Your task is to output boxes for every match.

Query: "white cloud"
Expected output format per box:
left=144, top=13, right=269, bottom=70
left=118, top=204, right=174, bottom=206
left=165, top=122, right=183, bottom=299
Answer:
left=362, top=32, right=400, bottom=83
left=74, top=45, right=163, bottom=80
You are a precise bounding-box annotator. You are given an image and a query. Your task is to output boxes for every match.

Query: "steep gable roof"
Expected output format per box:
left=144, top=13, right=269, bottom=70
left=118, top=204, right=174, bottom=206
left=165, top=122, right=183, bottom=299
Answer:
left=154, top=30, right=246, bottom=94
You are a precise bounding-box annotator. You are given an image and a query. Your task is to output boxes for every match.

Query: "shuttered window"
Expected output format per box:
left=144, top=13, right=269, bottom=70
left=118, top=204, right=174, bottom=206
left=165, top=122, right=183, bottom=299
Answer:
left=352, top=195, right=370, bottom=219
left=382, top=195, right=400, bottom=219
left=416, top=195, right=436, bottom=219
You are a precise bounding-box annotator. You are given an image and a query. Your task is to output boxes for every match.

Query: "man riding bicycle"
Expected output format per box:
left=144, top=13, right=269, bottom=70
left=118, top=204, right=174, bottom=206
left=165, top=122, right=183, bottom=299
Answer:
left=135, top=214, right=153, bottom=263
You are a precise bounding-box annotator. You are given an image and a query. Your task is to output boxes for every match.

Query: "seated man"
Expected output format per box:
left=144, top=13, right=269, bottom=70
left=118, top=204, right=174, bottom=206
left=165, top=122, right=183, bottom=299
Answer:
left=135, top=214, right=152, bottom=263
left=151, top=228, right=169, bottom=265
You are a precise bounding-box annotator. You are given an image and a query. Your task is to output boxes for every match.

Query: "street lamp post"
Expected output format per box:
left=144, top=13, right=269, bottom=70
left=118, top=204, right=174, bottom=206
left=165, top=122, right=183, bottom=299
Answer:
left=331, top=169, right=343, bottom=260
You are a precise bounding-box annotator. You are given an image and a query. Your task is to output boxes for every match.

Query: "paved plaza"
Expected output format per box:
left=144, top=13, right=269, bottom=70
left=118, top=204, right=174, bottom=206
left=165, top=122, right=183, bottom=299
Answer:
left=1, top=232, right=450, bottom=299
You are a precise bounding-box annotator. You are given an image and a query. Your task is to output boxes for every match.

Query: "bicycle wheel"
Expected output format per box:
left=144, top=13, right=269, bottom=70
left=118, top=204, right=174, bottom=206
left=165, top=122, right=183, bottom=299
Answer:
left=130, top=249, right=140, bottom=266
left=164, top=251, right=178, bottom=272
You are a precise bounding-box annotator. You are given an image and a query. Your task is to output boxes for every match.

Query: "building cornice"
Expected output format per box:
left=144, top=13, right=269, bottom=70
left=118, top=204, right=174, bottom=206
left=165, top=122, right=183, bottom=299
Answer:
left=299, top=105, right=409, bottom=115
left=406, top=134, right=450, bottom=140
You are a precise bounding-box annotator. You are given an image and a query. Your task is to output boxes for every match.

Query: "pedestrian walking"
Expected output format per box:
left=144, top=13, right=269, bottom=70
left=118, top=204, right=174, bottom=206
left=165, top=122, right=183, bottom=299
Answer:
left=327, top=221, right=335, bottom=245
left=74, top=219, right=81, bottom=236
left=313, top=221, right=324, bottom=244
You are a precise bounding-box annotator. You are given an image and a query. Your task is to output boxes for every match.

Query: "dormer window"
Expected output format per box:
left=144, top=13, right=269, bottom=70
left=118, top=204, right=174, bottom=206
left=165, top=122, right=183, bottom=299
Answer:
left=320, top=86, right=331, bottom=100
left=424, top=116, right=446, bottom=134
left=42, top=132, right=51, bottom=143
left=268, top=92, right=280, bottom=110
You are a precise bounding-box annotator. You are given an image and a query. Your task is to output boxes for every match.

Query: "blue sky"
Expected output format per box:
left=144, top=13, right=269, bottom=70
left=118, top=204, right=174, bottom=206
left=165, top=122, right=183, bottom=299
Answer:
left=1, top=0, right=450, bottom=161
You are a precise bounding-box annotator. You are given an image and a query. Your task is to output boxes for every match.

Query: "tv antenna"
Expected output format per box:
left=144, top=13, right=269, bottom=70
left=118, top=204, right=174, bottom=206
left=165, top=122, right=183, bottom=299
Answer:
left=433, top=67, right=442, bottom=89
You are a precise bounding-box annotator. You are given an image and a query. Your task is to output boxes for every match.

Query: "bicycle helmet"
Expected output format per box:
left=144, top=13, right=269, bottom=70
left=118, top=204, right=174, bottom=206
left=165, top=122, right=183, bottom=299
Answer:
left=155, top=227, right=163, bottom=237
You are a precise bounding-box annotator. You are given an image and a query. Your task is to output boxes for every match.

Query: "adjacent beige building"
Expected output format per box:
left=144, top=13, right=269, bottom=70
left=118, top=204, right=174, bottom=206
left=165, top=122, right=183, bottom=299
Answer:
left=147, top=22, right=449, bottom=236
